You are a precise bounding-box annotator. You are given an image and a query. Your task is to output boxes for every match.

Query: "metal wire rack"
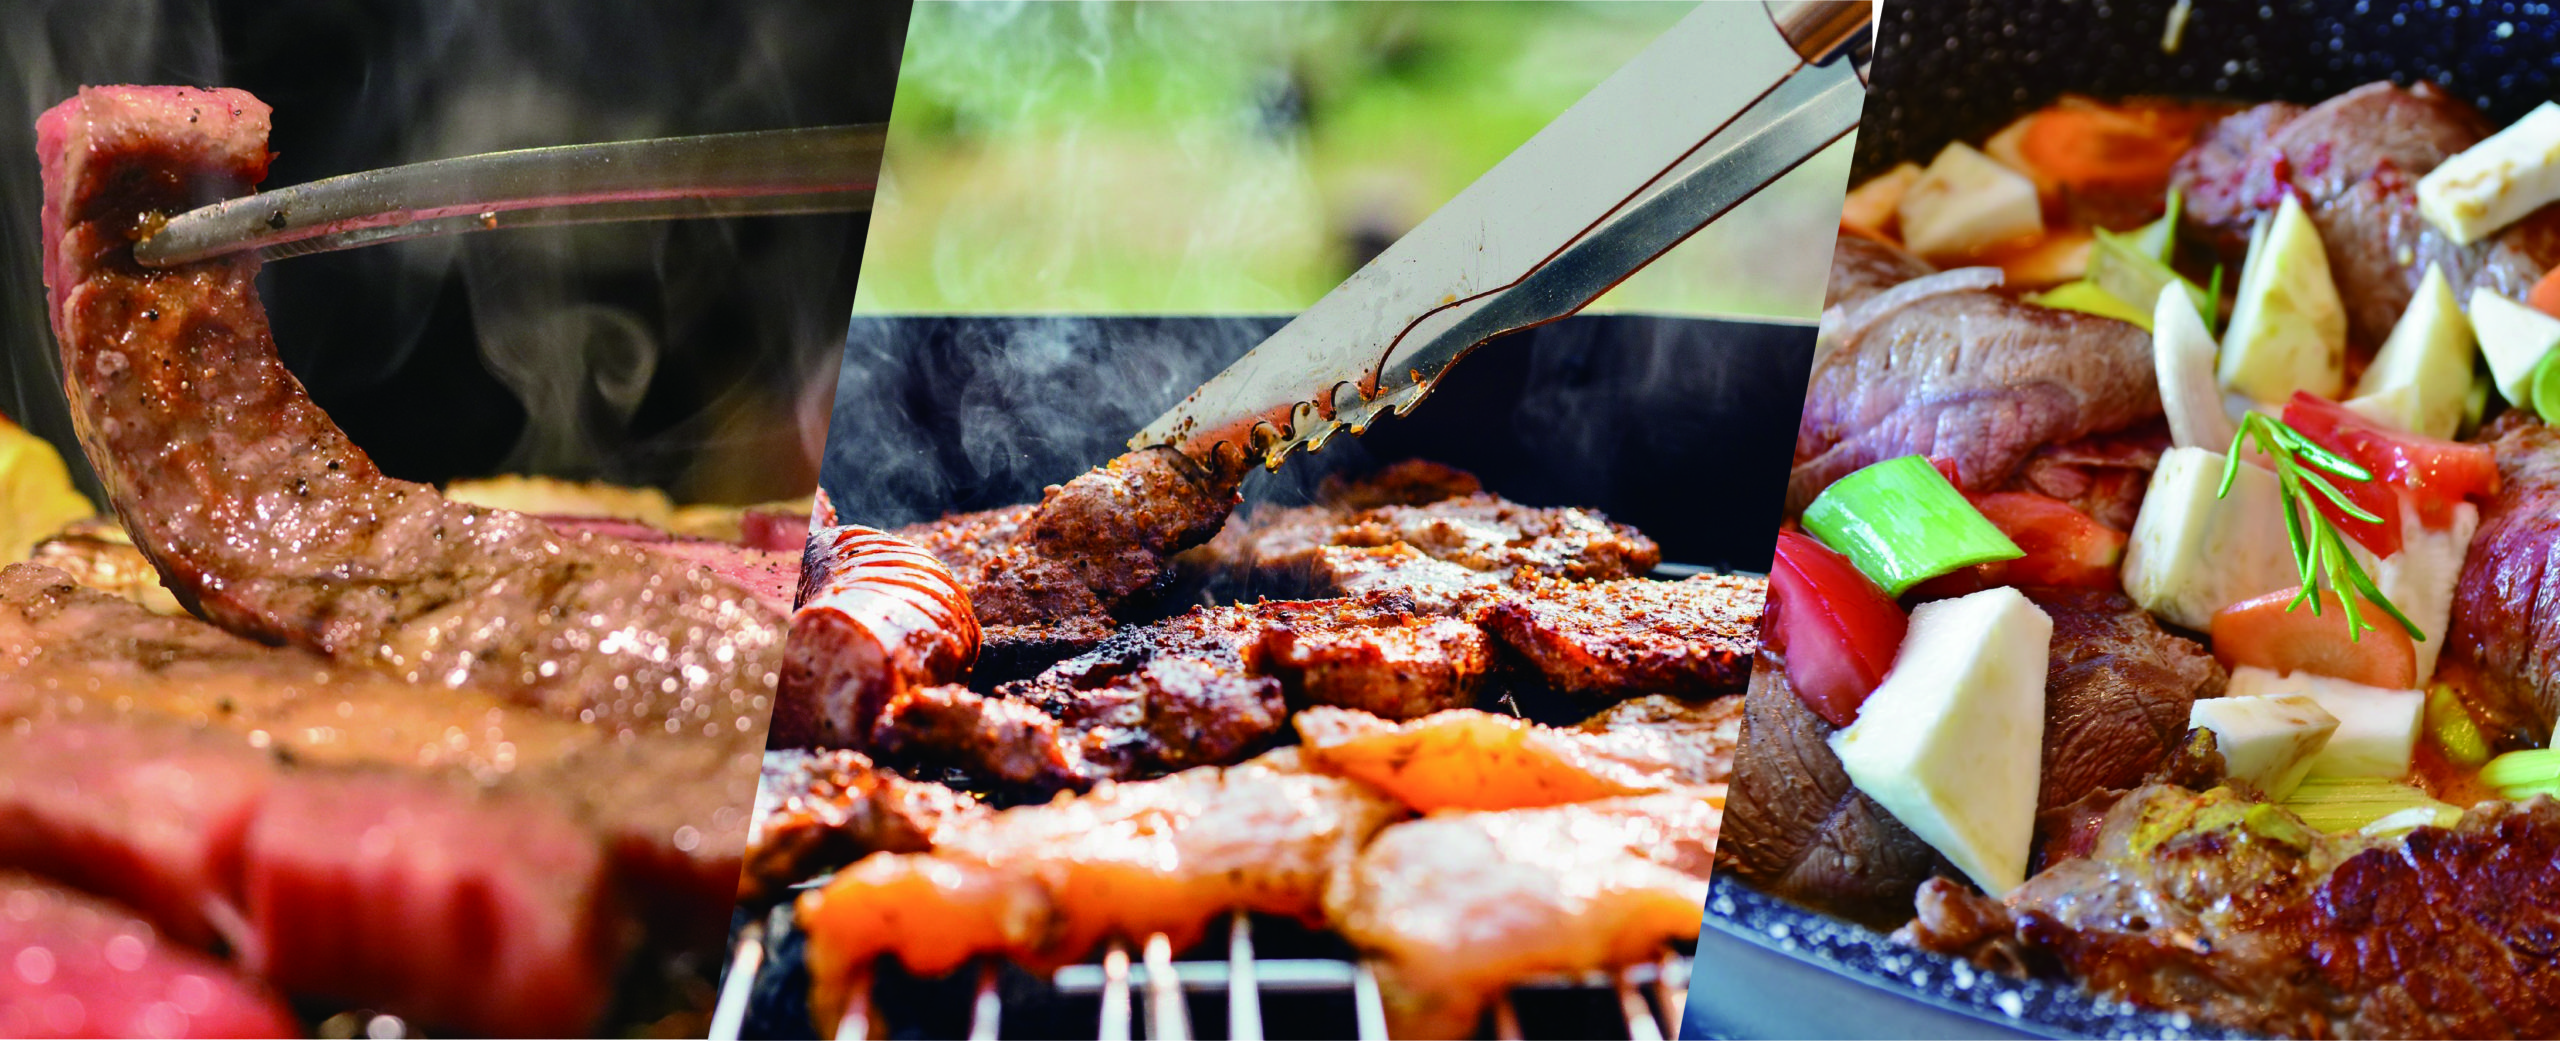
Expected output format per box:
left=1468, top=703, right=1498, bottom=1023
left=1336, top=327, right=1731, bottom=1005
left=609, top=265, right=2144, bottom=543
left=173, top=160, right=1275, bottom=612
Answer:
left=710, top=909, right=1690, bottom=1041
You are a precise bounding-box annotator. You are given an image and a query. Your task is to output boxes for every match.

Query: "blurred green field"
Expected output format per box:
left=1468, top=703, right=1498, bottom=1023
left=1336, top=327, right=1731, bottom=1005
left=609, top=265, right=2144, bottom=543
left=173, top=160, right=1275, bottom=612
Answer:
left=852, top=0, right=1849, bottom=319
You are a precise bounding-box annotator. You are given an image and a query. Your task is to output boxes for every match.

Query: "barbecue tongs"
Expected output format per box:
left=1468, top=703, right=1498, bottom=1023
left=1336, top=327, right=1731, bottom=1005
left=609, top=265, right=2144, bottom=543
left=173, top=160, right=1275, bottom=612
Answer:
left=132, top=123, right=882, bottom=266
left=1134, top=0, right=1870, bottom=472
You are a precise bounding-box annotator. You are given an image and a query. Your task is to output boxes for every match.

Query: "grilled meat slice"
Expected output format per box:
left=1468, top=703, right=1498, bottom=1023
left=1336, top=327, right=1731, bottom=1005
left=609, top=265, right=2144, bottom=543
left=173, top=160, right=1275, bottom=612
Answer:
left=1792, top=237, right=2161, bottom=512
left=893, top=504, right=1033, bottom=588
left=1718, top=652, right=1949, bottom=930
left=1295, top=695, right=1739, bottom=812
left=1906, top=786, right=2560, bottom=1039
left=740, top=749, right=985, bottom=904
left=37, top=86, right=784, bottom=742
left=950, top=447, right=1244, bottom=668
left=797, top=748, right=1401, bottom=1026
left=2031, top=589, right=2226, bottom=819
left=1327, top=792, right=1722, bottom=1040
left=870, top=593, right=1489, bottom=789
left=2447, top=413, right=2560, bottom=742
left=1314, top=458, right=1485, bottom=511
left=1487, top=574, right=1764, bottom=699
left=2174, top=82, right=2560, bottom=348
left=771, top=524, right=978, bottom=749
left=1220, top=492, right=1661, bottom=616
left=25, top=516, right=185, bottom=615
left=0, top=872, right=299, bottom=1039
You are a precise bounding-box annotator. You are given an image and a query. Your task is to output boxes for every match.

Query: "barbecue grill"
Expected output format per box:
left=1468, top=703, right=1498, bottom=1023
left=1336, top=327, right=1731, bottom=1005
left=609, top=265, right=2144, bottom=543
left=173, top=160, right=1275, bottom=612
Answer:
left=719, top=311, right=1816, bottom=1039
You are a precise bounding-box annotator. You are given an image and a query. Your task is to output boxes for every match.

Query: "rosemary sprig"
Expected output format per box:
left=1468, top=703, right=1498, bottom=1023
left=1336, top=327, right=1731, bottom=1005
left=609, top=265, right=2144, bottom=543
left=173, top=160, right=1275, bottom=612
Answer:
left=2216, top=412, right=2423, bottom=643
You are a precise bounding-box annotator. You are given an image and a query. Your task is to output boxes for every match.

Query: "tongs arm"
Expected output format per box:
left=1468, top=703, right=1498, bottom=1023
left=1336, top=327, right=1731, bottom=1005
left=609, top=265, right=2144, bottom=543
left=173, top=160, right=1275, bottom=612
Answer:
left=133, top=123, right=884, bottom=266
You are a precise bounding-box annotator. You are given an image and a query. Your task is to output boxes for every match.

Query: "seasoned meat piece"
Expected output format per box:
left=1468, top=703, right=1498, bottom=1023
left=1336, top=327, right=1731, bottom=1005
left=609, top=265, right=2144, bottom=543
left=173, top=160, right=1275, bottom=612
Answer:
left=1717, top=653, right=1948, bottom=930
left=1906, top=786, right=2560, bottom=1040
left=1313, top=458, right=1485, bottom=511
left=870, top=593, right=1489, bottom=789
left=797, top=748, right=1401, bottom=1028
left=2028, top=588, right=2226, bottom=818
left=894, top=504, right=1033, bottom=586
left=1791, top=241, right=2160, bottom=512
left=957, top=447, right=1244, bottom=666
left=36, top=87, right=784, bottom=744
left=0, top=872, right=299, bottom=1039
left=2447, top=413, right=2560, bottom=742
left=1487, top=574, right=1763, bottom=699
left=1224, top=493, right=1661, bottom=617
left=1327, top=792, right=1722, bottom=1040
left=2174, top=82, right=2560, bottom=348
left=740, top=749, right=985, bottom=904
left=1294, top=694, right=1740, bottom=811
left=771, top=524, right=977, bottom=749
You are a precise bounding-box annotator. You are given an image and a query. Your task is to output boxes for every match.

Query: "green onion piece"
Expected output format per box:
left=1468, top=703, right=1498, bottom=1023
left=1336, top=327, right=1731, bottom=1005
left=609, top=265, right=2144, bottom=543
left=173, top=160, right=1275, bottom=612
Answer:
left=2357, top=804, right=2464, bottom=837
left=2128, top=188, right=2184, bottom=264
left=2029, top=281, right=2153, bottom=327
left=2465, top=366, right=2494, bottom=438
left=2088, top=224, right=2216, bottom=324
left=2533, top=350, right=2560, bottom=424
left=2282, top=776, right=2458, bottom=834
left=1801, top=455, right=2024, bottom=598
left=2481, top=748, right=2560, bottom=798
left=2425, top=686, right=2493, bottom=769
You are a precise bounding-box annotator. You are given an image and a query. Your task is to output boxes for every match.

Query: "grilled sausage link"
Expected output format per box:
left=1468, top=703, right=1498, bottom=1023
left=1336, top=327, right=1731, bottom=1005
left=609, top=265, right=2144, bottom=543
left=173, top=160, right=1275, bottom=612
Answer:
left=772, top=523, right=980, bottom=748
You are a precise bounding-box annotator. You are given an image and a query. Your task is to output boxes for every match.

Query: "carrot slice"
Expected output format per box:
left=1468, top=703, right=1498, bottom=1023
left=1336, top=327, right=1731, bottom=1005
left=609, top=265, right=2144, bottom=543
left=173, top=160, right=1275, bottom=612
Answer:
left=2530, top=265, right=2560, bottom=319
left=2209, top=587, right=2418, bottom=689
left=2018, top=102, right=2198, bottom=194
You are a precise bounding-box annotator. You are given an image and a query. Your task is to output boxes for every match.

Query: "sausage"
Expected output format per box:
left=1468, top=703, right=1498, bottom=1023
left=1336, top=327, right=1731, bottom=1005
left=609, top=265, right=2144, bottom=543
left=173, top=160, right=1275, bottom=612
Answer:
left=771, top=523, right=980, bottom=748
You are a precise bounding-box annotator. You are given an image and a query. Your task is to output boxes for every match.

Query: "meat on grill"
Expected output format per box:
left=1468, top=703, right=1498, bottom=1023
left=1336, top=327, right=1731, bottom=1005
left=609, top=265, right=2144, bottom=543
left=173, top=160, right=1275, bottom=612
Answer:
left=769, top=524, right=978, bottom=749
left=1791, top=236, right=2161, bottom=512
left=37, top=85, right=785, bottom=743
left=866, top=592, right=1489, bottom=790
left=1486, top=574, right=1764, bottom=699
left=0, top=872, right=299, bottom=1039
left=1215, top=490, right=1662, bottom=617
left=25, top=516, right=185, bottom=615
left=1326, top=792, right=1722, bottom=1040
left=795, top=748, right=1401, bottom=1029
left=2445, top=412, right=2560, bottom=742
left=1906, top=786, right=2560, bottom=1039
left=1717, top=652, right=1950, bottom=930
left=2173, top=81, right=2560, bottom=349
left=535, top=514, right=797, bottom=614
left=922, top=447, right=1244, bottom=671
left=740, top=749, right=985, bottom=904
left=1293, top=694, right=1740, bottom=812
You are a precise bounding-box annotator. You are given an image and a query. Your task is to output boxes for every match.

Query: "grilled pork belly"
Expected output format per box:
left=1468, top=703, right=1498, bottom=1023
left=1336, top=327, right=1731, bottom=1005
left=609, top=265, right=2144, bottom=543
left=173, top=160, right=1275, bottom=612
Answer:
left=0, top=872, right=299, bottom=1039
left=1907, top=786, right=2560, bottom=1039
left=796, top=748, right=1401, bottom=1027
left=868, top=592, right=1489, bottom=790
left=740, top=749, right=985, bottom=904
left=1293, top=695, right=1740, bottom=812
left=1327, top=792, right=1723, bottom=1040
left=1486, top=574, right=1764, bottom=699
left=37, top=86, right=785, bottom=743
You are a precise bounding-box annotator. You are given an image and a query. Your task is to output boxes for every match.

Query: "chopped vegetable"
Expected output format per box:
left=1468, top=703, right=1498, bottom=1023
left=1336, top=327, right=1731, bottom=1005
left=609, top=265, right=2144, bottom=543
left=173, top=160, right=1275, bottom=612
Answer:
left=1769, top=529, right=1910, bottom=729
left=2227, top=666, right=2423, bottom=779
left=2220, top=195, right=2348, bottom=403
left=2016, top=99, right=2199, bottom=194
left=2482, top=748, right=2560, bottom=800
left=2532, top=264, right=2560, bottom=318
left=2189, top=693, right=2337, bottom=800
left=1829, top=587, right=2052, bottom=897
left=1994, top=228, right=2093, bottom=286
left=2286, top=392, right=2498, bottom=531
left=1963, top=492, right=2126, bottom=588
left=1840, top=162, right=1922, bottom=239
left=1802, top=456, right=2024, bottom=597
left=1982, top=114, right=2060, bottom=200
left=2122, top=445, right=2299, bottom=632
left=2028, top=280, right=2151, bottom=327
left=2468, top=287, right=2560, bottom=405
left=2535, top=350, right=2560, bottom=423
left=2366, top=499, right=2479, bottom=683
left=2210, top=587, right=2417, bottom=689
left=2282, top=776, right=2459, bottom=834
left=2416, top=100, right=2560, bottom=246
left=1897, top=141, right=2044, bottom=260
left=2424, top=686, right=2493, bottom=769
left=2088, top=224, right=2213, bottom=322
left=2129, top=187, right=2184, bottom=263
left=2352, top=264, right=2475, bottom=440
left=2221, top=412, right=2422, bottom=642
left=2154, top=285, right=2237, bottom=449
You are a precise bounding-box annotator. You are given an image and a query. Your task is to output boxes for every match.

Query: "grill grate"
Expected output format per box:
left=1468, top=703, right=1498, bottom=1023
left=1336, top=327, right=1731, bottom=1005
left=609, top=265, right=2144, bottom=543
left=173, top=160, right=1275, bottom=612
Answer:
left=711, top=910, right=1689, bottom=1041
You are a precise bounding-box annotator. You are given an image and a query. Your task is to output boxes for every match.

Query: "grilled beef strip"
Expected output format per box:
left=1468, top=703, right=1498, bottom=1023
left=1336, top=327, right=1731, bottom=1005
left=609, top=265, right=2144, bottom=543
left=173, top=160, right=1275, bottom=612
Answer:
left=1485, top=573, right=1764, bottom=700
left=1791, top=237, right=2162, bottom=512
left=2445, top=412, right=2560, bottom=743
left=2173, top=81, right=2560, bottom=349
left=1907, top=786, right=2560, bottom=1040
left=2027, top=588, right=2227, bottom=822
left=37, top=86, right=784, bottom=744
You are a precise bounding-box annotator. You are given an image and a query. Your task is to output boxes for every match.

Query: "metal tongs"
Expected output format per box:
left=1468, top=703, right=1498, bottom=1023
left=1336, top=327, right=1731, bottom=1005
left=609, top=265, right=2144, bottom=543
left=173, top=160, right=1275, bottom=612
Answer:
left=132, top=123, right=883, bottom=266
left=1134, top=0, right=1871, bottom=472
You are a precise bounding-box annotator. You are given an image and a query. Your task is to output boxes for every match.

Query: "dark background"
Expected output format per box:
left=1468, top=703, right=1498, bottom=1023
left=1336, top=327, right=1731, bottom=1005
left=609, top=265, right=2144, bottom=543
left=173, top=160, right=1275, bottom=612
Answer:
left=0, top=0, right=911, bottom=505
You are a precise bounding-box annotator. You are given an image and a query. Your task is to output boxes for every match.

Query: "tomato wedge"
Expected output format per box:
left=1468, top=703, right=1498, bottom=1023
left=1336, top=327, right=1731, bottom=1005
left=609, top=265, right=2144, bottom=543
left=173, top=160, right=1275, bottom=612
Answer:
left=1966, top=491, right=2128, bottom=587
left=1769, top=529, right=1909, bottom=728
left=2284, top=392, right=2498, bottom=538
left=2209, top=586, right=2418, bottom=689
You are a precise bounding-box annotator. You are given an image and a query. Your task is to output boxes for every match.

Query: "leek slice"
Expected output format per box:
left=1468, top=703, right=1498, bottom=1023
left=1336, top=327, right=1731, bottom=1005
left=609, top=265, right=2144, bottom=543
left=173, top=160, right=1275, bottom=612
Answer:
left=1802, top=455, right=2023, bottom=598
left=2029, top=281, right=2150, bottom=328
left=2424, top=686, right=2492, bottom=769
left=2282, top=776, right=2458, bottom=834
left=2482, top=748, right=2560, bottom=799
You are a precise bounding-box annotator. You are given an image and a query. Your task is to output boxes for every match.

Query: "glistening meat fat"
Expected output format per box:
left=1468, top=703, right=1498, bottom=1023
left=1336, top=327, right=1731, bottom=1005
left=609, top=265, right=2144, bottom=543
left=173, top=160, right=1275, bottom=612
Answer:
left=36, top=85, right=786, bottom=741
